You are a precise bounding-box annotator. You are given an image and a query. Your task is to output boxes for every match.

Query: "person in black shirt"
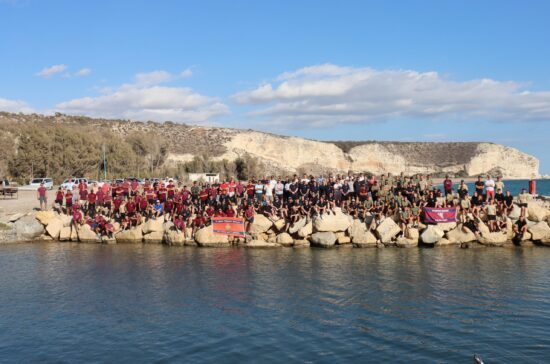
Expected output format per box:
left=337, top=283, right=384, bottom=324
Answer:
left=474, top=176, right=485, bottom=197
left=513, top=216, right=528, bottom=244
left=504, top=191, right=514, bottom=215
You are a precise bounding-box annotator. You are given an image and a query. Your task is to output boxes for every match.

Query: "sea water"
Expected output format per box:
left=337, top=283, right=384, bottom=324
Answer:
left=0, top=244, right=549, bottom=363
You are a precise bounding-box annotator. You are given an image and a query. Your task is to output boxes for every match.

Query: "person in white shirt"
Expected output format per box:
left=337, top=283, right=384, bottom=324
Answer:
left=485, top=175, right=495, bottom=200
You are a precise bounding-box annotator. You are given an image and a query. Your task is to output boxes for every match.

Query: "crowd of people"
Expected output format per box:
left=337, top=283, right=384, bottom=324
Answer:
left=35, top=173, right=533, bottom=241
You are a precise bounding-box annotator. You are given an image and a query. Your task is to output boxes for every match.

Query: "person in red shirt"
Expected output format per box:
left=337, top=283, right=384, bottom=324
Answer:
left=54, top=187, right=64, bottom=206
left=192, top=213, right=206, bottom=237
left=71, top=208, right=83, bottom=232
left=164, top=199, right=174, bottom=218
left=65, top=189, right=73, bottom=214
left=37, top=183, right=48, bottom=211
left=225, top=206, right=236, bottom=217
left=173, top=214, right=187, bottom=239
left=87, top=190, right=97, bottom=217
left=214, top=208, right=226, bottom=218
left=79, top=188, right=88, bottom=207
left=130, top=180, right=140, bottom=197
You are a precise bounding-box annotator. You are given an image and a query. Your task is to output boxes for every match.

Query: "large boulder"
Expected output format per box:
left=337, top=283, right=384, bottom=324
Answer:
left=164, top=230, right=186, bottom=246
left=115, top=227, right=143, bottom=243
left=349, top=219, right=377, bottom=247
left=59, top=226, right=78, bottom=241
left=249, top=214, right=273, bottom=235
left=527, top=222, right=550, bottom=241
left=336, top=232, right=351, bottom=245
left=508, top=204, right=522, bottom=220
left=77, top=225, right=100, bottom=243
left=446, top=225, right=477, bottom=244
left=288, top=217, right=307, bottom=234
left=273, top=218, right=286, bottom=231
left=375, top=218, right=401, bottom=243
left=479, top=232, right=508, bottom=246
left=436, top=222, right=457, bottom=232
left=436, top=238, right=458, bottom=246
left=60, top=214, right=72, bottom=227
left=45, top=218, right=64, bottom=239
left=293, top=239, right=310, bottom=248
left=35, top=210, right=56, bottom=226
left=276, top=233, right=294, bottom=247
left=246, top=239, right=280, bottom=248
left=194, top=225, right=229, bottom=247
left=528, top=202, right=549, bottom=222
left=15, top=215, right=45, bottom=240
left=420, top=225, right=445, bottom=244
left=142, top=218, right=164, bottom=234
left=297, top=221, right=313, bottom=238
left=310, top=232, right=337, bottom=248
left=143, top=230, right=164, bottom=243
left=396, top=228, right=419, bottom=248
left=312, top=208, right=351, bottom=232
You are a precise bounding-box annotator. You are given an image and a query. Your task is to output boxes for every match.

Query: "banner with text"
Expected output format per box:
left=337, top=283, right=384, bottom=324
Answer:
left=212, top=217, right=246, bottom=237
left=423, top=207, right=457, bottom=223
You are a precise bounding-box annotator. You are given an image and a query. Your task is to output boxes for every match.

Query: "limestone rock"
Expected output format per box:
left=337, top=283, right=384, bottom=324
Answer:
left=194, top=225, right=229, bottom=247
left=508, top=204, right=522, bottom=220
left=527, top=221, right=550, bottom=241
left=276, top=233, right=294, bottom=247
left=246, top=239, right=280, bottom=248
left=293, top=239, right=310, bottom=247
left=15, top=215, right=45, bottom=240
left=436, top=238, right=458, bottom=246
left=446, top=226, right=477, bottom=244
left=78, top=225, right=100, bottom=243
left=45, top=218, right=64, bottom=239
left=336, top=232, right=351, bottom=245
left=142, top=218, right=164, bottom=234
left=479, top=232, right=508, bottom=246
left=528, top=202, right=548, bottom=222
left=115, top=227, right=143, bottom=243
left=59, top=226, right=77, bottom=241
left=352, top=231, right=378, bottom=248
left=35, top=210, right=56, bottom=226
left=420, top=225, right=445, bottom=244
left=375, top=218, right=401, bottom=243
left=249, top=214, right=273, bottom=235
left=143, top=230, right=164, bottom=243
left=312, top=208, right=352, bottom=232
left=289, top=217, right=307, bottom=234
left=273, top=218, right=286, bottom=231
left=297, top=221, right=313, bottom=238
left=7, top=213, right=25, bottom=223
left=164, top=230, right=186, bottom=246
left=396, top=236, right=417, bottom=248
left=437, top=222, right=457, bottom=232
left=310, top=232, right=337, bottom=248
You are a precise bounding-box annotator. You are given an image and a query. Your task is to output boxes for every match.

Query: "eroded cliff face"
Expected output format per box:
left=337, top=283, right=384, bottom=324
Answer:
left=209, top=131, right=539, bottom=178
left=0, top=112, right=540, bottom=178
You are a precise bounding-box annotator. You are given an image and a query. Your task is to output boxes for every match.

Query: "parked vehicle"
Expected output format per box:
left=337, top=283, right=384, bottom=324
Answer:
left=0, top=179, right=18, bottom=199
left=60, top=178, right=88, bottom=190
left=29, top=177, right=54, bottom=190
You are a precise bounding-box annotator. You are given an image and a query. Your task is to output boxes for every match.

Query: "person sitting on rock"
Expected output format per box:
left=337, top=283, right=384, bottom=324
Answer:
left=513, top=215, right=528, bottom=244
left=462, top=215, right=481, bottom=239
left=152, top=200, right=164, bottom=219
left=504, top=191, right=514, bottom=216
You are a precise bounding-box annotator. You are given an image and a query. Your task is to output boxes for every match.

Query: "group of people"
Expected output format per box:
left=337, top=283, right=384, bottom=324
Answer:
left=36, top=172, right=532, bottom=241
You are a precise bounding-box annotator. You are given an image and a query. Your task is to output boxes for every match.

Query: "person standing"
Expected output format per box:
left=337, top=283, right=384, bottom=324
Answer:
left=485, top=175, right=495, bottom=200
left=37, top=182, right=47, bottom=211
left=443, top=175, right=453, bottom=196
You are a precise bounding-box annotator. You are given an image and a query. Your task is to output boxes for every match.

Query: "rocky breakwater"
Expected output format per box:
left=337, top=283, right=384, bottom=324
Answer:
left=1, top=202, right=550, bottom=249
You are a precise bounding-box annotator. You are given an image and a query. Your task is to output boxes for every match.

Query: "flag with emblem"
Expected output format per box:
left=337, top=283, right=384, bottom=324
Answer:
left=423, top=207, right=457, bottom=223
left=212, top=217, right=246, bottom=237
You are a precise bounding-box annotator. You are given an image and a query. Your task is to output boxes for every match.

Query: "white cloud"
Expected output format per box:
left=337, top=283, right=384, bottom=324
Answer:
left=55, top=72, right=229, bottom=123
left=74, top=68, right=91, bottom=77
left=233, top=64, right=550, bottom=127
left=180, top=68, right=193, bottom=78
left=36, top=64, right=67, bottom=78
left=134, top=70, right=173, bottom=86
left=0, top=97, right=34, bottom=113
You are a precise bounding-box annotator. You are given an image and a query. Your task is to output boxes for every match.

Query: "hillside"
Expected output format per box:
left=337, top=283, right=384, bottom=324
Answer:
left=0, top=112, right=540, bottom=181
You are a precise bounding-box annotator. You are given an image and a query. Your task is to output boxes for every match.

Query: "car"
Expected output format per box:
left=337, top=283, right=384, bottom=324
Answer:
left=60, top=178, right=88, bottom=190
left=29, top=177, right=54, bottom=190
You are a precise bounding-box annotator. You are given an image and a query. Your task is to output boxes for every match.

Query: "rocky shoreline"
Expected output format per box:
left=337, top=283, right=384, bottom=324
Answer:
left=2, top=200, right=550, bottom=249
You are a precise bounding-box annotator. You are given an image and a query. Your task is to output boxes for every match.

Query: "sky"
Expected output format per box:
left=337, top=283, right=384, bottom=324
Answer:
left=1, top=0, right=549, bottom=173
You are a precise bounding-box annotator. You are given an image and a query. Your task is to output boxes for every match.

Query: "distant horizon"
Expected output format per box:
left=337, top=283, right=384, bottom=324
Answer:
left=1, top=1, right=549, bottom=173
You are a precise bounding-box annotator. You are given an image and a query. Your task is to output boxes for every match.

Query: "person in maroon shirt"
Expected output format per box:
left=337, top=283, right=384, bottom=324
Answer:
left=192, top=213, right=206, bottom=237
left=71, top=208, right=83, bottom=232
left=225, top=206, right=236, bottom=217
left=96, top=189, right=105, bottom=207
left=103, top=193, right=112, bottom=214
left=55, top=187, right=64, bottom=206
left=37, top=183, right=48, bottom=211
left=164, top=199, right=174, bottom=218
left=130, top=180, right=139, bottom=196
left=173, top=214, right=187, bottom=239
left=126, top=198, right=136, bottom=217
left=65, top=190, right=73, bottom=214
left=87, top=190, right=97, bottom=217
left=113, top=197, right=123, bottom=218
left=79, top=188, right=88, bottom=207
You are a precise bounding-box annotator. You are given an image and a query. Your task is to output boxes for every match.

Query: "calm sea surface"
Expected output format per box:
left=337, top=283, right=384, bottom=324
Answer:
left=1, top=244, right=550, bottom=363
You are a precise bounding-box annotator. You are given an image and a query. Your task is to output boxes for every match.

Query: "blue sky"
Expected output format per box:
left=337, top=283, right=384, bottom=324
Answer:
left=1, top=0, right=549, bottom=173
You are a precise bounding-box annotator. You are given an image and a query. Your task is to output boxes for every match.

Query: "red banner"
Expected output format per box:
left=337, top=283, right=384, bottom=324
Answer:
left=423, top=207, right=457, bottom=223
left=212, top=217, right=246, bottom=237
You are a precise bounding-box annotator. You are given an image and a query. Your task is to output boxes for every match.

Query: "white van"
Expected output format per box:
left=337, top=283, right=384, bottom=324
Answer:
left=29, top=178, right=54, bottom=190
left=60, top=178, right=88, bottom=190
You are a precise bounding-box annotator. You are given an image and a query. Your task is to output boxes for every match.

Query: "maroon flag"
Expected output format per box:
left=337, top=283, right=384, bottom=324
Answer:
left=423, top=207, right=457, bottom=223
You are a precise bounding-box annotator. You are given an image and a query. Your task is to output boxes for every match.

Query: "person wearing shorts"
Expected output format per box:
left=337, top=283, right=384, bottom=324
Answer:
left=37, top=183, right=47, bottom=211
